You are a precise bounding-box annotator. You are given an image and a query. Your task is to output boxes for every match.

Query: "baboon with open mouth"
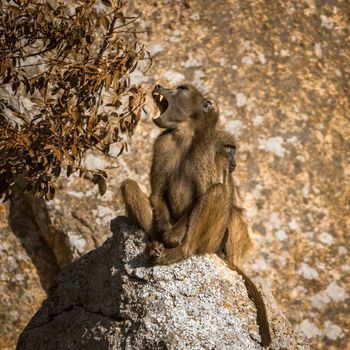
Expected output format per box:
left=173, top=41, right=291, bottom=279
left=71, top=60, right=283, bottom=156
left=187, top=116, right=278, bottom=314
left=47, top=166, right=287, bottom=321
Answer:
left=121, top=83, right=271, bottom=347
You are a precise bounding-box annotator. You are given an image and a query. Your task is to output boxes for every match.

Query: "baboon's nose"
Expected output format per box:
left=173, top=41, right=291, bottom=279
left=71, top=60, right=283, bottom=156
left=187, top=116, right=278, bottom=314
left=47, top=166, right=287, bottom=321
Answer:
left=154, top=84, right=164, bottom=92
left=229, top=162, right=236, bottom=173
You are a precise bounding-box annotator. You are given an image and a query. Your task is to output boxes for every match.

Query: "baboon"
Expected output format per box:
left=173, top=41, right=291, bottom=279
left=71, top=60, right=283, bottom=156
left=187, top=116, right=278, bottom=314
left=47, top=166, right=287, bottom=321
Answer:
left=121, top=84, right=271, bottom=347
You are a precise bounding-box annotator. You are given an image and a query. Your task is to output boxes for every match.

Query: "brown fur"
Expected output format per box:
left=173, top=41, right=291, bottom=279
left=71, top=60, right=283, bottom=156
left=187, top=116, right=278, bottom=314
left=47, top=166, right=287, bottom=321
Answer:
left=121, top=84, right=271, bottom=347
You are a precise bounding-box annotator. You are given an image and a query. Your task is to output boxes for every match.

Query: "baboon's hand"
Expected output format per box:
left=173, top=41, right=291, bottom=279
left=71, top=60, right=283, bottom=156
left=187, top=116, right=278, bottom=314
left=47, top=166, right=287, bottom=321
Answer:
left=162, top=227, right=182, bottom=248
left=148, top=241, right=165, bottom=264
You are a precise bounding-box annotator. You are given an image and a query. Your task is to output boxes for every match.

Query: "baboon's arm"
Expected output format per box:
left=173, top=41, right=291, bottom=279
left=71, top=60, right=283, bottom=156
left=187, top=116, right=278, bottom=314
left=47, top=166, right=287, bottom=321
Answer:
left=150, top=191, right=172, bottom=234
left=223, top=174, right=254, bottom=266
left=224, top=206, right=254, bottom=266
left=150, top=136, right=173, bottom=234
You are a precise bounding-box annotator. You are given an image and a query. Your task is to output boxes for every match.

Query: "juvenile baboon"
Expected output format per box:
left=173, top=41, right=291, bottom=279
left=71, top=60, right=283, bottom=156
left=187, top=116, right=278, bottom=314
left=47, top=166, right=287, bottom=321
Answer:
left=121, top=84, right=271, bottom=347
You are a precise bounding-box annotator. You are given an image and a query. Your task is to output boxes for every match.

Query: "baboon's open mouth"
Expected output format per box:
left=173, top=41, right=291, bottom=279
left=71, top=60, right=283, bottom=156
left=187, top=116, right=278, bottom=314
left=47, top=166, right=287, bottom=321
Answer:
left=152, top=91, right=169, bottom=116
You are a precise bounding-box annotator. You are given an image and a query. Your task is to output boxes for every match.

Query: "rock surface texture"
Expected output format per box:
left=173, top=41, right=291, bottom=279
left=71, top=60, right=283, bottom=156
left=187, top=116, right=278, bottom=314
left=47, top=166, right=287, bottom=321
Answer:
left=17, top=217, right=306, bottom=350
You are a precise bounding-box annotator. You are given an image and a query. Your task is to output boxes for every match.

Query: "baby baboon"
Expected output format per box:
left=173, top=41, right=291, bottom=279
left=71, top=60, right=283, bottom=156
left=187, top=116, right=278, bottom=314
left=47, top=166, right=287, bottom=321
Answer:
left=121, top=84, right=271, bottom=347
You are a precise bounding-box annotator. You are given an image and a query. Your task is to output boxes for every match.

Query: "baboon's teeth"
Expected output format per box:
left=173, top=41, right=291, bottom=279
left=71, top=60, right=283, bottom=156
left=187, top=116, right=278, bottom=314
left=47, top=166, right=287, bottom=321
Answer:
left=159, top=95, right=164, bottom=102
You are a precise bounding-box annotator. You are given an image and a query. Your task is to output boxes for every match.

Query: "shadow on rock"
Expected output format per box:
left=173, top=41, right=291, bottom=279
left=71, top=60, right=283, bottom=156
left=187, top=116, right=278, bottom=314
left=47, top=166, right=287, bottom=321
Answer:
left=9, top=190, right=60, bottom=292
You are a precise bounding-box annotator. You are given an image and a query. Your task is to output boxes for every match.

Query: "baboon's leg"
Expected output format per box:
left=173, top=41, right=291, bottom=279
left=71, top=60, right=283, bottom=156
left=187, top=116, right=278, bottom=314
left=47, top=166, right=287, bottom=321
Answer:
left=121, top=179, right=153, bottom=237
left=224, top=207, right=254, bottom=266
left=150, top=184, right=230, bottom=265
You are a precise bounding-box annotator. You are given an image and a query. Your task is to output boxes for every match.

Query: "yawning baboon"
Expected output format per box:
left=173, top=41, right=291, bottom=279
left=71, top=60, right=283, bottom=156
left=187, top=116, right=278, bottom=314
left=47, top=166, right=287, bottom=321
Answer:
left=121, top=84, right=271, bottom=347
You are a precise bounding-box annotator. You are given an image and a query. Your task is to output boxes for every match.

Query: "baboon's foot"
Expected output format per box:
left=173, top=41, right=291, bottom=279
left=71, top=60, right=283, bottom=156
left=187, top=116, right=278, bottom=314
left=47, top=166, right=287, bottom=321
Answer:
left=148, top=241, right=165, bottom=263
left=148, top=241, right=185, bottom=265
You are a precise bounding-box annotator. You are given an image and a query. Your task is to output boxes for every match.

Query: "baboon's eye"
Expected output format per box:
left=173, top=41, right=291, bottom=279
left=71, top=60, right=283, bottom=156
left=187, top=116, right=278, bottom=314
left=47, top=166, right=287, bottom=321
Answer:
left=177, top=85, right=189, bottom=90
left=225, top=145, right=236, bottom=153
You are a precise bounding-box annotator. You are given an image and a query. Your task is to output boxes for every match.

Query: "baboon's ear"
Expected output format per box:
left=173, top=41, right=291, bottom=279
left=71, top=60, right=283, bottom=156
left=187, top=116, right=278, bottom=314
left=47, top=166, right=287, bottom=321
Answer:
left=202, top=99, right=219, bottom=117
left=202, top=99, right=212, bottom=113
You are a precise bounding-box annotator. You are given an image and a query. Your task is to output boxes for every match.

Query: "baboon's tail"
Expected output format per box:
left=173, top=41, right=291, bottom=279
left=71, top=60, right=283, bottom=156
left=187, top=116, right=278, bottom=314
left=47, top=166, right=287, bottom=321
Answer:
left=227, top=262, right=272, bottom=348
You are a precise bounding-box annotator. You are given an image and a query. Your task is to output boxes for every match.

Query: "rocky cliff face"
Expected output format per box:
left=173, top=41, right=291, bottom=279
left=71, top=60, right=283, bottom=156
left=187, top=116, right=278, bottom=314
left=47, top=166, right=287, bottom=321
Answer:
left=17, top=217, right=306, bottom=350
left=1, top=1, right=349, bottom=349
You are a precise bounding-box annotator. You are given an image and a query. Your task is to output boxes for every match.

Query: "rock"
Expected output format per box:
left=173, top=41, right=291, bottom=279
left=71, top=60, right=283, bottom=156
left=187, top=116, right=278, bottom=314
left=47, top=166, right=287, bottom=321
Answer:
left=17, top=217, right=307, bottom=350
left=9, top=178, right=116, bottom=269
left=0, top=201, right=58, bottom=350
left=21, top=191, right=98, bottom=268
